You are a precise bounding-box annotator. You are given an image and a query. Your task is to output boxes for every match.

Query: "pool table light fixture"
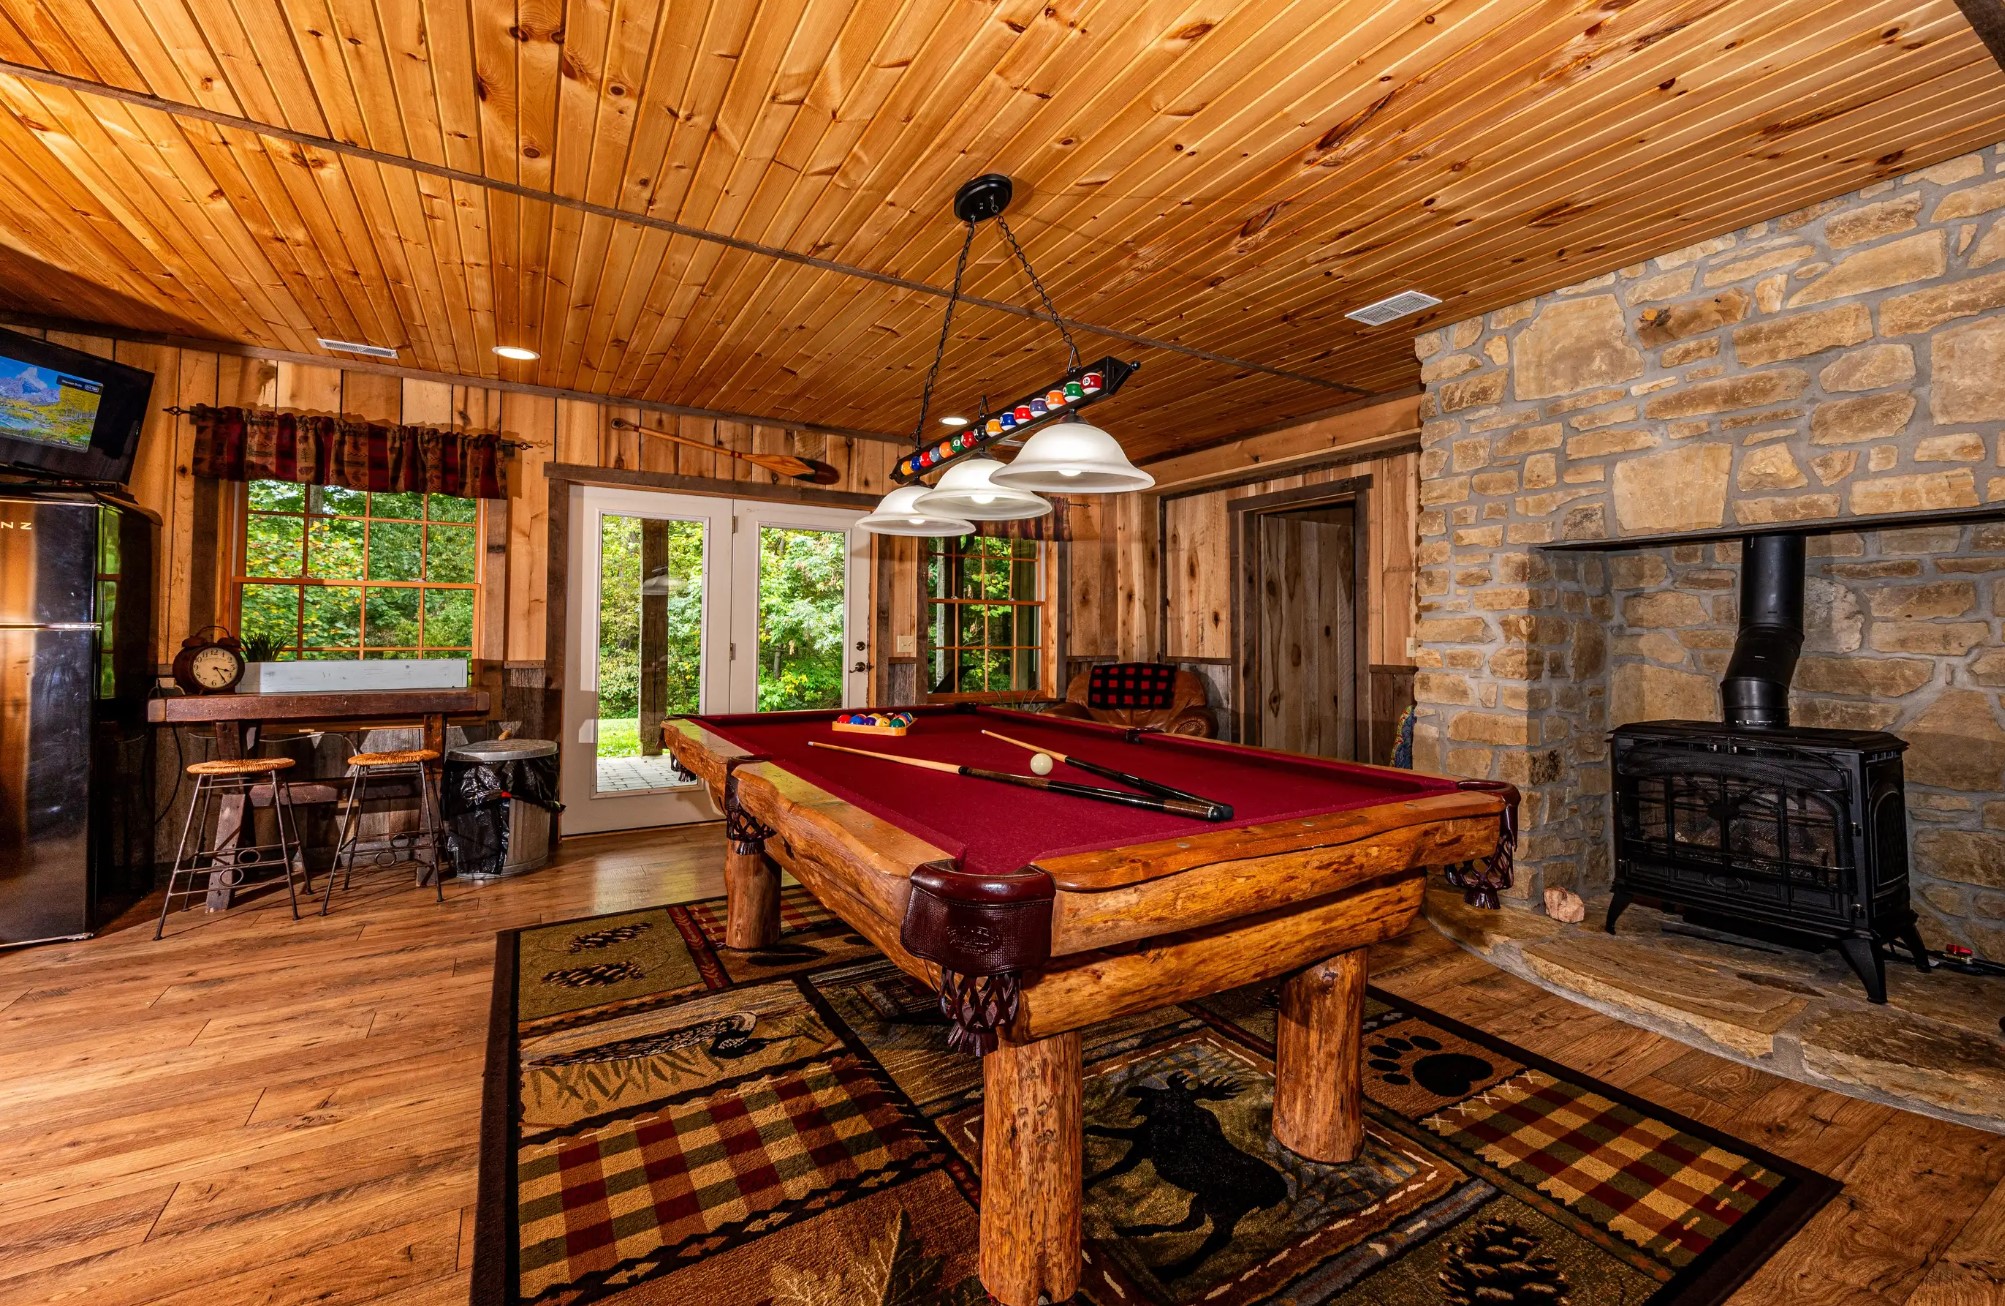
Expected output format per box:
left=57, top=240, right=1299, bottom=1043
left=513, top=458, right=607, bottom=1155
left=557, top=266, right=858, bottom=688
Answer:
left=910, top=455, right=1052, bottom=522
left=864, top=172, right=1150, bottom=534
left=989, top=417, right=1154, bottom=494
left=855, top=483, right=976, bottom=537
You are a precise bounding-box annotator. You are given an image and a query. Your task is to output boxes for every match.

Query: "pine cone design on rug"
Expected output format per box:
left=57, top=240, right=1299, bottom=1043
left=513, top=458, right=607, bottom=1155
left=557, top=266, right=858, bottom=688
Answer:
left=1439, top=1219, right=1571, bottom=1305
left=767, top=1209, right=985, bottom=1306
left=541, top=961, right=646, bottom=988
left=566, top=922, right=656, bottom=953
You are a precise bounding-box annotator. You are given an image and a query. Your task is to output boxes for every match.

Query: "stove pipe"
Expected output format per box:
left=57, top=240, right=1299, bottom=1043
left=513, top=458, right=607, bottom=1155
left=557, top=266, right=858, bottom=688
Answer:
left=1720, top=532, right=1805, bottom=729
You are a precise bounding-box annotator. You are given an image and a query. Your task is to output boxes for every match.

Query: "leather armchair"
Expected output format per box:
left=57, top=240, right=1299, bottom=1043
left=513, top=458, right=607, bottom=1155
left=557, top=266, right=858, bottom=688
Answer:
left=1042, top=665, right=1217, bottom=738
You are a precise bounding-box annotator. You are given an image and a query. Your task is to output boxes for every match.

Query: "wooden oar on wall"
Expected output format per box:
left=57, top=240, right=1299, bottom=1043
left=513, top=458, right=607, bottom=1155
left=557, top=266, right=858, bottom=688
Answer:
left=609, top=417, right=841, bottom=485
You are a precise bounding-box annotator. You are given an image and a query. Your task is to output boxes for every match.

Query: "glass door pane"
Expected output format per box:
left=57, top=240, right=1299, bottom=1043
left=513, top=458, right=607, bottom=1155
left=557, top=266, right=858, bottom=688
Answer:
left=753, top=526, right=846, bottom=711
left=593, top=513, right=706, bottom=795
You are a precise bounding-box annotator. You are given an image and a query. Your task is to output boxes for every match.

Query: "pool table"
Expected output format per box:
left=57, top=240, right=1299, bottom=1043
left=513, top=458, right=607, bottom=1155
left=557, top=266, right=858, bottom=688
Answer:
left=663, top=704, right=1515, bottom=1306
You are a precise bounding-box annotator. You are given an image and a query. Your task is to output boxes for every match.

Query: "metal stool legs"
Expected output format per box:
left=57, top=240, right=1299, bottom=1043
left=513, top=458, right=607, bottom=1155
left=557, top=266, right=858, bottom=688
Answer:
left=322, top=757, right=450, bottom=914
left=155, top=768, right=305, bottom=939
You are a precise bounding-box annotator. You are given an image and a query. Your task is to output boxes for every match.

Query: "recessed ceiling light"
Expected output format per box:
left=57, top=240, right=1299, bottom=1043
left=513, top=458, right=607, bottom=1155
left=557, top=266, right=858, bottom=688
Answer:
left=493, top=345, right=539, bottom=361
left=1345, top=290, right=1443, bottom=326
left=940, top=415, right=969, bottom=426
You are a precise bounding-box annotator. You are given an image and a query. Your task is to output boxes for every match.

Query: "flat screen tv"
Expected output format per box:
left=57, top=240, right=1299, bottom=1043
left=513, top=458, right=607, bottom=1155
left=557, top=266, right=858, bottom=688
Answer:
left=0, top=327, right=153, bottom=487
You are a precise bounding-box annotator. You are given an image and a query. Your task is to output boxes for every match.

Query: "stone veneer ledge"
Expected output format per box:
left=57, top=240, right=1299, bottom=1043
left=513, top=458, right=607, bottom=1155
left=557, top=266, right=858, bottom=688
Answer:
left=1411, top=143, right=2005, bottom=956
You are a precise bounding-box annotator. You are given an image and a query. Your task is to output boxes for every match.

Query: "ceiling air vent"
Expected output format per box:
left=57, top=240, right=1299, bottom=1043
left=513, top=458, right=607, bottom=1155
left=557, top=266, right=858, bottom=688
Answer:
left=1345, top=290, right=1442, bottom=326
left=316, top=336, right=399, bottom=360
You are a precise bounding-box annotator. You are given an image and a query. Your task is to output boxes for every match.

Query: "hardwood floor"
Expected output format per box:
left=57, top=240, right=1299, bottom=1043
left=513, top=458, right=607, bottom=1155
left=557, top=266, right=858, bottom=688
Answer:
left=0, top=827, right=1998, bottom=1305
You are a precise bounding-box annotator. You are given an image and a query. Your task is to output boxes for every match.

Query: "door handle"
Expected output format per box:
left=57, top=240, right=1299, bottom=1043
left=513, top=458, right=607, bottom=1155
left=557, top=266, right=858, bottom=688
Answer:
left=851, top=660, right=869, bottom=673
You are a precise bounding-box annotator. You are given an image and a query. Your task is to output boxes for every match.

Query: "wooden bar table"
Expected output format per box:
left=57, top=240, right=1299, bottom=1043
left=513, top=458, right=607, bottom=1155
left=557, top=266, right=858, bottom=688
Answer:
left=147, top=689, right=491, bottom=908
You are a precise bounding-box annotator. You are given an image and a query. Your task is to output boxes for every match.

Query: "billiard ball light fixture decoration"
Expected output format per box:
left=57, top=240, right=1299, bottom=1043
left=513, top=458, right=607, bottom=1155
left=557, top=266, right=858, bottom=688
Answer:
left=863, top=173, right=1154, bottom=535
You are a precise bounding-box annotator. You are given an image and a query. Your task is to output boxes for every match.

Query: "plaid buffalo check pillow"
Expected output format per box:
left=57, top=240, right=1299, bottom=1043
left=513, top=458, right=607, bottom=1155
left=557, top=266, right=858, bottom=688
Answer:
left=1086, top=662, right=1178, bottom=710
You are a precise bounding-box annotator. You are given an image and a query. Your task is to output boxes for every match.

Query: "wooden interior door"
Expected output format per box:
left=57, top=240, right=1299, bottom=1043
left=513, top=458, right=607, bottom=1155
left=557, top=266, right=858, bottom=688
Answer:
left=1250, top=502, right=1362, bottom=759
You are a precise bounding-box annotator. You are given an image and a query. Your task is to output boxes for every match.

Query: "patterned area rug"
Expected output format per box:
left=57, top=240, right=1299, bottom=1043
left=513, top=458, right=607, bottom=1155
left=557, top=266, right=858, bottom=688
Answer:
left=474, top=887, right=1836, bottom=1306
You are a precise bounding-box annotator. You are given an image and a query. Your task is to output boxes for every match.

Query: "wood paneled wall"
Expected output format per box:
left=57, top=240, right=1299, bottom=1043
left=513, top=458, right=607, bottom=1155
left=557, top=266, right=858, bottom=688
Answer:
left=5, top=331, right=904, bottom=670
left=19, top=327, right=1422, bottom=740
left=1160, top=449, right=1419, bottom=665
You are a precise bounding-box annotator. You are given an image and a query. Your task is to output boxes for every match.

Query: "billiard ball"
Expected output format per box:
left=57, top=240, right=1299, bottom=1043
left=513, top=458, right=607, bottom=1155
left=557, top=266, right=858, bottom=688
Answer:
left=1030, top=752, right=1055, bottom=776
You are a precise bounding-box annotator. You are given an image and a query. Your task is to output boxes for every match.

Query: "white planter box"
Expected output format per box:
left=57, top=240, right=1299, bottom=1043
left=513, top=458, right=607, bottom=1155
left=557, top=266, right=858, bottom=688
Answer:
left=239, top=658, right=469, bottom=694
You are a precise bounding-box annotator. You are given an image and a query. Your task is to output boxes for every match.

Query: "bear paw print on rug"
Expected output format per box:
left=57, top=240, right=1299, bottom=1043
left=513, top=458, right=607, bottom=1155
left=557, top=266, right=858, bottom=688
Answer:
left=1366, top=1033, right=1495, bottom=1099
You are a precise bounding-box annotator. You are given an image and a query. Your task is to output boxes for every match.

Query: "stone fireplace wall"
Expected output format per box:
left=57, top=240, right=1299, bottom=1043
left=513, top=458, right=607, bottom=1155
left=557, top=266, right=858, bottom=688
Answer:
left=1411, top=144, right=2005, bottom=953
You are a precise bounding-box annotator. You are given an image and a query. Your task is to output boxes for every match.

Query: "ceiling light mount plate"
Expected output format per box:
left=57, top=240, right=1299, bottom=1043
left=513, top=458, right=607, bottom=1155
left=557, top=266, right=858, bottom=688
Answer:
left=953, top=173, right=1014, bottom=224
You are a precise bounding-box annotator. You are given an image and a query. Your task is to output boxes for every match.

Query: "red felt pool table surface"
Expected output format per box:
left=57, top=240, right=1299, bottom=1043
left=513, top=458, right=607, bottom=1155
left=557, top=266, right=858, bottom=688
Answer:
left=689, top=705, right=1459, bottom=879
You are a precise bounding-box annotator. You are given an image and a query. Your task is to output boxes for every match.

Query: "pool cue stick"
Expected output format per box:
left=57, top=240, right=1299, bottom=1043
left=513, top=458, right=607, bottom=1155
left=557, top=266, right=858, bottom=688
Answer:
left=980, top=729, right=1235, bottom=819
left=806, top=741, right=1229, bottom=821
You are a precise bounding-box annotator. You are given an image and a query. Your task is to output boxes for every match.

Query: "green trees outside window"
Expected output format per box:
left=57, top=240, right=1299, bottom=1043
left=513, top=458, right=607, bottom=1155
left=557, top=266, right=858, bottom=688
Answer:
left=924, top=535, right=1044, bottom=698
left=236, top=482, right=478, bottom=663
left=595, top=515, right=703, bottom=759
left=754, top=526, right=846, bottom=713
left=593, top=518, right=845, bottom=761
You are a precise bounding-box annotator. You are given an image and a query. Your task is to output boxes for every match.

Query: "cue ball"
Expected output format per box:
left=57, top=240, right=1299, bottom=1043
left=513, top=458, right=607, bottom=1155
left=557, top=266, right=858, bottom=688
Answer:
left=1030, top=752, right=1055, bottom=776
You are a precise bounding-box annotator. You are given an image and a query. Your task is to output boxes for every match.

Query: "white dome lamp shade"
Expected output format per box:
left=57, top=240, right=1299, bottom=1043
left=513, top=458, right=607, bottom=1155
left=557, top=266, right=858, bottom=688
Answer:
left=857, top=483, right=976, bottom=537
left=986, top=418, right=1155, bottom=493
left=910, top=456, right=1052, bottom=521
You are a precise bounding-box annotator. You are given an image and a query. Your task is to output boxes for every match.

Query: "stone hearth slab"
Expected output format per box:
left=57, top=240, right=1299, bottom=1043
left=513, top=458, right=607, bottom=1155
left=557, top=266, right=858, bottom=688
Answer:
left=1425, top=887, right=2005, bottom=1134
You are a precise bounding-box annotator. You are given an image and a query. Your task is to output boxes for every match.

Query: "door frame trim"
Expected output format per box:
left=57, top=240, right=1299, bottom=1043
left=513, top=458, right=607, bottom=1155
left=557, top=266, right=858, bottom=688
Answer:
left=557, top=485, right=736, bottom=834
left=1228, top=476, right=1371, bottom=752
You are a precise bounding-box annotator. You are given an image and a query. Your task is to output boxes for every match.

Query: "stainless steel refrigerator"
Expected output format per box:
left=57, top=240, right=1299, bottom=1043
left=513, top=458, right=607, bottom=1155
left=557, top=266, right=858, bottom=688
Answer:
left=0, top=488, right=156, bottom=945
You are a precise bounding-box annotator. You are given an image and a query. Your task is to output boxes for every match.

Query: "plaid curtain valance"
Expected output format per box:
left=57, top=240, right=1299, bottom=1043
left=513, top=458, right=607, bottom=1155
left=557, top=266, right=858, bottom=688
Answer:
left=189, top=405, right=511, bottom=500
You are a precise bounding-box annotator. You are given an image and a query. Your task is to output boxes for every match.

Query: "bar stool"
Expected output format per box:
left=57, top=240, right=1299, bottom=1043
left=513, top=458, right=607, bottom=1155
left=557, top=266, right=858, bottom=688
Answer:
left=322, top=748, right=449, bottom=914
left=155, top=757, right=306, bottom=939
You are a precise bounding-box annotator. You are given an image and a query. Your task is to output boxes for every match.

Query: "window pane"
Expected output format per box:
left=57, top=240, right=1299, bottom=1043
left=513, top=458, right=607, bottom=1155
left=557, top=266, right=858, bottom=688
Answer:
left=245, top=514, right=303, bottom=578
left=306, top=517, right=366, bottom=579
left=371, top=490, right=424, bottom=520
left=755, top=526, right=845, bottom=712
left=958, top=604, right=983, bottom=646
left=248, top=481, right=304, bottom=513
left=367, top=521, right=424, bottom=580
left=363, top=586, right=420, bottom=648
left=958, top=651, right=984, bottom=694
left=426, top=524, right=476, bottom=582
left=424, top=588, right=474, bottom=648
left=310, top=485, right=366, bottom=517
left=429, top=493, right=476, bottom=523
left=241, top=584, right=299, bottom=651
left=302, top=585, right=361, bottom=649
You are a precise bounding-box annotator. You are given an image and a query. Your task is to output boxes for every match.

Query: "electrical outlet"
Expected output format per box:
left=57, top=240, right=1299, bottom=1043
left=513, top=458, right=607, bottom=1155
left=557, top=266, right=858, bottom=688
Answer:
left=896, top=634, right=917, bottom=655
left=1405, top=637, right=1419, bottom=658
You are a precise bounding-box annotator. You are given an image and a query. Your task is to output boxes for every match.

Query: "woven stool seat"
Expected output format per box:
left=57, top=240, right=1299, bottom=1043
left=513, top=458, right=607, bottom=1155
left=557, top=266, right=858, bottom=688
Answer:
left=158, top=755, right=305, bottom=938
left=187, top=756, right=296, bottom=777
left=348, top=748, right=439, bottom=767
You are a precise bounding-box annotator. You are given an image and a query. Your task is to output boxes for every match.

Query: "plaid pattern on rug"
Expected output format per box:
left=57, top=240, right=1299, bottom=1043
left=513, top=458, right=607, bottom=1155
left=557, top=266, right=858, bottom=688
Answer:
left=1424, top=1069, right=1783, bottom=1267
left=476, top=887, right=1836, bottom=1306
left=517, top=1055, right=932, bottom=1298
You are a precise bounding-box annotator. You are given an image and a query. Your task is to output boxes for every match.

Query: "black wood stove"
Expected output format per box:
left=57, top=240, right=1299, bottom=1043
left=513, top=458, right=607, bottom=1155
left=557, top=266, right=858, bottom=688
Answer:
left=1608, top=534, right=1929, bottom=1003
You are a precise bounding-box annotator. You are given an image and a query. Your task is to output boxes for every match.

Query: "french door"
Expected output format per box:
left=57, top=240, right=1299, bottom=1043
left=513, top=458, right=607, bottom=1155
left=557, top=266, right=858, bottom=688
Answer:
left=559, top=486, right=870, bottom=834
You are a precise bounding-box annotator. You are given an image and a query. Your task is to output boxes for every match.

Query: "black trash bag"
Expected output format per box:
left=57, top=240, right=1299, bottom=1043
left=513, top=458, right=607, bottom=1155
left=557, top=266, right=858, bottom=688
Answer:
left=443, top=745, right=562, bottom=878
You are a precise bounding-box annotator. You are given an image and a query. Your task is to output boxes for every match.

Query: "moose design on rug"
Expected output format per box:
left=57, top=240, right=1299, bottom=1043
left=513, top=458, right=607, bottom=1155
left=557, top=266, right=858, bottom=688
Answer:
left=1086, top=1071, right=1290, bottom=1281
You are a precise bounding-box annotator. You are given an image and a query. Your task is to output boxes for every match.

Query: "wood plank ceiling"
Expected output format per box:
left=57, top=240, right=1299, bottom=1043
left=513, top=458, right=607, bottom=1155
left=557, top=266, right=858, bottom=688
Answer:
left=0, top=1, right=2000, bottom=461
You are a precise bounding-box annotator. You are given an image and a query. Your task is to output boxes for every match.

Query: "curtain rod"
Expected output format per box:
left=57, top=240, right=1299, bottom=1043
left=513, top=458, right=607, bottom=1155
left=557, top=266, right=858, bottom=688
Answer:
left=160, top=404, right=541, bottom=450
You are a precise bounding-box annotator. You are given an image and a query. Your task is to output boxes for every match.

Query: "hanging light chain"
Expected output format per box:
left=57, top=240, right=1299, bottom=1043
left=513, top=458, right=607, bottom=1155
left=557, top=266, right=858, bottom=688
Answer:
left=912, top=220, right=978, bottom=447
left=996, top=213, right=1081, bottom=372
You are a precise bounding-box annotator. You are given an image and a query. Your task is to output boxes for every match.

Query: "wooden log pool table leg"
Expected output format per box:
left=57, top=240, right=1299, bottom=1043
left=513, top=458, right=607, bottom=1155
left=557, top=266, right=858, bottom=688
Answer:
left=980, top=1030, right=1082, bottom=1306
left=1271, top=948, right=1368, bottom=1163
left=722, top=843, right=782, bottom=950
